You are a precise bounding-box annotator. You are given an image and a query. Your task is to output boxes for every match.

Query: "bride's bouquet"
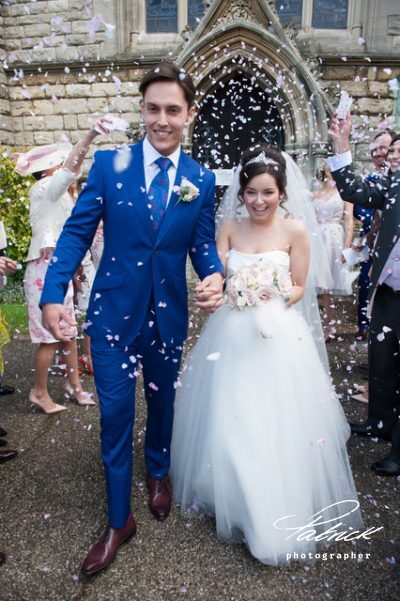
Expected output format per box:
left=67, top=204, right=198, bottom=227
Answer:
left=226, top=259, right=292, bottom=310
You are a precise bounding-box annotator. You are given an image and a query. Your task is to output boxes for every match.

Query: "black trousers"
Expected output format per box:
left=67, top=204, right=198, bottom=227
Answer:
left=368, top=284, right=400, bottom=434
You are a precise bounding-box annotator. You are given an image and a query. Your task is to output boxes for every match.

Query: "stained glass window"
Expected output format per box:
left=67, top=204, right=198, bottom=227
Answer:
left=188, top=0, right=206, bottom=29
left=275, top=0, right=302, bottom=28
left=146, top=0, right=178, bottom=33
left=312, top=0, right=348, bottom=29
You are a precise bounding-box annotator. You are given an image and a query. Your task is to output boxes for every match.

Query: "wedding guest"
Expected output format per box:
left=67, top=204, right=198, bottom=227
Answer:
left=0, top=258, right=18, bottom=480
left=373, top=416, right=400, bottom=477
left=328, top=112, right=400, bottom=476
left=67, top=179, right=97, bottom=377
left=0, top=304, right=13, bottom=396
left=0, top=256, right=19, bottom=568
left=387, top=132, right=400, bottom=173
left=0, top=252, right=17, bottom=395
left=15, top=118, right=111, bottom=414
left=312, top=164, right=354, bottom=341
left=0, top=424, right=17, bottom=463
left=354, top=129, right=396, bottom=341
left=171, top=144, right=363, bottom=565
left=0, top=254, right=17, bottom=413
left=77, top=223, right=104, bottom=376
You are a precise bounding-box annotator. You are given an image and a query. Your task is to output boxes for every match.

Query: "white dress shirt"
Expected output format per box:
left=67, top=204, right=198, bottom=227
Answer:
left=142, top=136, right=181, bottom=206
left=379, top=239, right=400, bottom=291
left=327, top=150, right=352, bottom=172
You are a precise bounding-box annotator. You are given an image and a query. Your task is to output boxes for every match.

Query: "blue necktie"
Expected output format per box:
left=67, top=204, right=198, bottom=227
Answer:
left=148, top=157, right=172, bottom=232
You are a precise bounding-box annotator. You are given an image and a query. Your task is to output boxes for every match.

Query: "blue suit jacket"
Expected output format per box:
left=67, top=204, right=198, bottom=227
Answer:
left=40, top=141, right=223, bottom=347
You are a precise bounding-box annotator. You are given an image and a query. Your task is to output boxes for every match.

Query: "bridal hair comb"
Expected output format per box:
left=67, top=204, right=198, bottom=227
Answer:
left=244, top=152, right=279, bottom=167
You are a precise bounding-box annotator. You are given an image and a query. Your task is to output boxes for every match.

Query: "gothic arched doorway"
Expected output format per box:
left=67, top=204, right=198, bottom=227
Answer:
left=192, top=72, right=284, bottom=172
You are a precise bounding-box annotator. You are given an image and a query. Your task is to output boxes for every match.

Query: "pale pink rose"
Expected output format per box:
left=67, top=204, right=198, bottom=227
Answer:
left=258, top=262, right=275, bottom=284
left=258, top=269, right=274, bottom=287
left=256, top=286, right=277, bottom=303
left=178, top=177, right=200, bottom=202
left=227, top=288, right=238, bottom=308
left=245, top=288, right=257, bottom=306
left=231, top=273, right=247, bottom=292
left=277, top=271, right=292, bottom=295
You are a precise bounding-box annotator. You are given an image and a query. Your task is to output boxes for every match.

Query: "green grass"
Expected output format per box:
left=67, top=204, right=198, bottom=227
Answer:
left=1, top=303, right=29, bottom=335
left=0, top=277, right=25, bottom=304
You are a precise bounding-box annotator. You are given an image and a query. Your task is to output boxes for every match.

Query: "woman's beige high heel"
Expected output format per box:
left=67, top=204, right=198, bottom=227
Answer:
left=29, top=391, right=67, bottom=415
left=65, top=383, right=96, bottom=406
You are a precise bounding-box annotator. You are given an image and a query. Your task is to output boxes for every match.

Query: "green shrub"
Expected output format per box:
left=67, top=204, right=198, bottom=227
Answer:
left=0, top=154, right=33, bottom=262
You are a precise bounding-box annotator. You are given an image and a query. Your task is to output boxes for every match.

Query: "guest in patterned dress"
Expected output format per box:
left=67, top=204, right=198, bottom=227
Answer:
left=15, top=118, right=111, bottom=414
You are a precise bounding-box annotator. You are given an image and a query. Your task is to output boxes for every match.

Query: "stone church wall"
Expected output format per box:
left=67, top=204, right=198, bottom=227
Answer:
left=0, top=0, right=399, bottom=175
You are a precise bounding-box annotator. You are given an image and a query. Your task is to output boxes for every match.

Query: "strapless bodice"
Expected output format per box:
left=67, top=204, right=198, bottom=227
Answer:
left=227, top=249, right=290, bottom=278
left=313, top=191, right=345, bottom=224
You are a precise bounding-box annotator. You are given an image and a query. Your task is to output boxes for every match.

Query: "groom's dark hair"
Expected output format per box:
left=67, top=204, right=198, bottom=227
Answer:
left=139, top=61, right=196, bottom=108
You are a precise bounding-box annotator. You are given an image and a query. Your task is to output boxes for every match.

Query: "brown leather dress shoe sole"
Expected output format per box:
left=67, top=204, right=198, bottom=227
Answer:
left=81, top=513, right=137, bottom=576
left=147, top=475, right=171, bottom=521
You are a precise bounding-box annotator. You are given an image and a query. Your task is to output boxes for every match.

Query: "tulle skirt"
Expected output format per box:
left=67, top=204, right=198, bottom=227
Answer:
left=171, top=299, right=363, bottom=565
left=315, top=222, right=354, bottom=295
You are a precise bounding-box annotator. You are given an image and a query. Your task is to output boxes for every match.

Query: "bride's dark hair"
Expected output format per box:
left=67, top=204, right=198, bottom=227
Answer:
left=238, top=144, right=287, bottom=200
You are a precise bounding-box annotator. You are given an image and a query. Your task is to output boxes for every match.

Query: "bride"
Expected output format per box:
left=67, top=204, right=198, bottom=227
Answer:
left=170, top=144, right=363, bottom=566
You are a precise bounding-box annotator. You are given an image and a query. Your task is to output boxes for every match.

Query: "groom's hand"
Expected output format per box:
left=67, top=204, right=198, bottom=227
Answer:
left=195, top=272, right=224, bottom=314
left=42, top=303, right=77, bottom=341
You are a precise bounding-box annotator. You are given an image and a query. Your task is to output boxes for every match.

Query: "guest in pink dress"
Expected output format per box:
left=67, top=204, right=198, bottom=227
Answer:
left=15, top=118, right=111, bottom=414
left=312, top=164, right=354, bottom=341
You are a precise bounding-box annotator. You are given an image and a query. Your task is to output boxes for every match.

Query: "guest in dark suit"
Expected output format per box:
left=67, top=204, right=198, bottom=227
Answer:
left=0, top=256, right=18, bottom=568
left=354, top=130, right=395, bottom=340
left=328, top=114, right=400, bottom=477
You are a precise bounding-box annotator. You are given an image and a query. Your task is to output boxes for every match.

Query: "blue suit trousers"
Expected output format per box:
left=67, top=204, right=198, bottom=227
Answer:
left=91, top=307, right=183, bottom=528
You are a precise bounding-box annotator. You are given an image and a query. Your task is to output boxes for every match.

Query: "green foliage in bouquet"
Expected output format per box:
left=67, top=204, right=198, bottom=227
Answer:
left=0, top=154, right=32, bottom=262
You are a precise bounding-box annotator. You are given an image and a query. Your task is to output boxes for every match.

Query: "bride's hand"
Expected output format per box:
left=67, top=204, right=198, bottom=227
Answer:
left=195, top=273, right=224, bottom=314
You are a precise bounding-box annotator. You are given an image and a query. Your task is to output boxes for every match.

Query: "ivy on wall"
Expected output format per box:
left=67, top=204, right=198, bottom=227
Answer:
left=0, top=155, right=33, bottom=263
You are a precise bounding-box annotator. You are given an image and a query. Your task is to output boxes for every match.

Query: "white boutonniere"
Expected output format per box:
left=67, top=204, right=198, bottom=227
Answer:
left=173, top=177, right=200, bottom=207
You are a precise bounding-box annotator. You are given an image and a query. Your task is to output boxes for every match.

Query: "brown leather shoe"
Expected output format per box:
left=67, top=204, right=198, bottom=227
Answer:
left=147, top=475, right=171, bottom=521
left=81, top=513, right=136, bottom=576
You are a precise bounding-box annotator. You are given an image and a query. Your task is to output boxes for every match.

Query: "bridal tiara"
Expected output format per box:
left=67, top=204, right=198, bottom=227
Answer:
left=244, top=152, right=279, bottom=167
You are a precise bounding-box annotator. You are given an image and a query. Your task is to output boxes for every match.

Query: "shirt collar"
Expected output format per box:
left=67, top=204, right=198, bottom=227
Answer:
left=143, top=136, right=181, bottom=170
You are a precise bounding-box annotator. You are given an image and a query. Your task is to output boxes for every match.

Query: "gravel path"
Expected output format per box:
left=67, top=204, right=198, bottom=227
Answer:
left=0, top=299, right=399, bottom=601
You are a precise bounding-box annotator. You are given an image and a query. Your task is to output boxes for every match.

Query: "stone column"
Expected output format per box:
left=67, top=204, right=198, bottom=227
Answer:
left=0, top=5, right=13, bottom=148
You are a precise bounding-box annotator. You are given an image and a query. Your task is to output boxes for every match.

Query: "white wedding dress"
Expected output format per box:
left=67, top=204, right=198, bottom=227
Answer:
left=171, top=250, right=363, bottom=565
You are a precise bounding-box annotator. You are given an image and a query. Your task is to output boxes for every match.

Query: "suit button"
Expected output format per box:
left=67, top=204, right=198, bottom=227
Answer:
left=153, top=248, right=159, bottom=253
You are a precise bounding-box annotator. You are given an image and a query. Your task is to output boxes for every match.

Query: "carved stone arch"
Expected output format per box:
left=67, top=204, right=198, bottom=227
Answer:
left=178, top=17, right=332, bottom=180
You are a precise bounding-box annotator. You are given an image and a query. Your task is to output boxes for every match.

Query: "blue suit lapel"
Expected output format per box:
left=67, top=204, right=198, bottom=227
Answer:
left=156, top=152, right=194, bottom=245
left=128, top=141, right=155, bottom=243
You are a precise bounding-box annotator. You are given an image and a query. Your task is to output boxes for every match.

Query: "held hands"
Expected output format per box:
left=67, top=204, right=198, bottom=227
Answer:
left=328, top=111, right=352, bottom=154
left=42, top=303, right=77, bottom=342
left=0, top=256, right=18, bottom=277
left=195, top=272, right=224, bottom=314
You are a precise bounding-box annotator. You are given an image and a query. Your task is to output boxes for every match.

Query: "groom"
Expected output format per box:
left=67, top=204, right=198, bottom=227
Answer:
left=40, top=62, right=224, bottom=574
